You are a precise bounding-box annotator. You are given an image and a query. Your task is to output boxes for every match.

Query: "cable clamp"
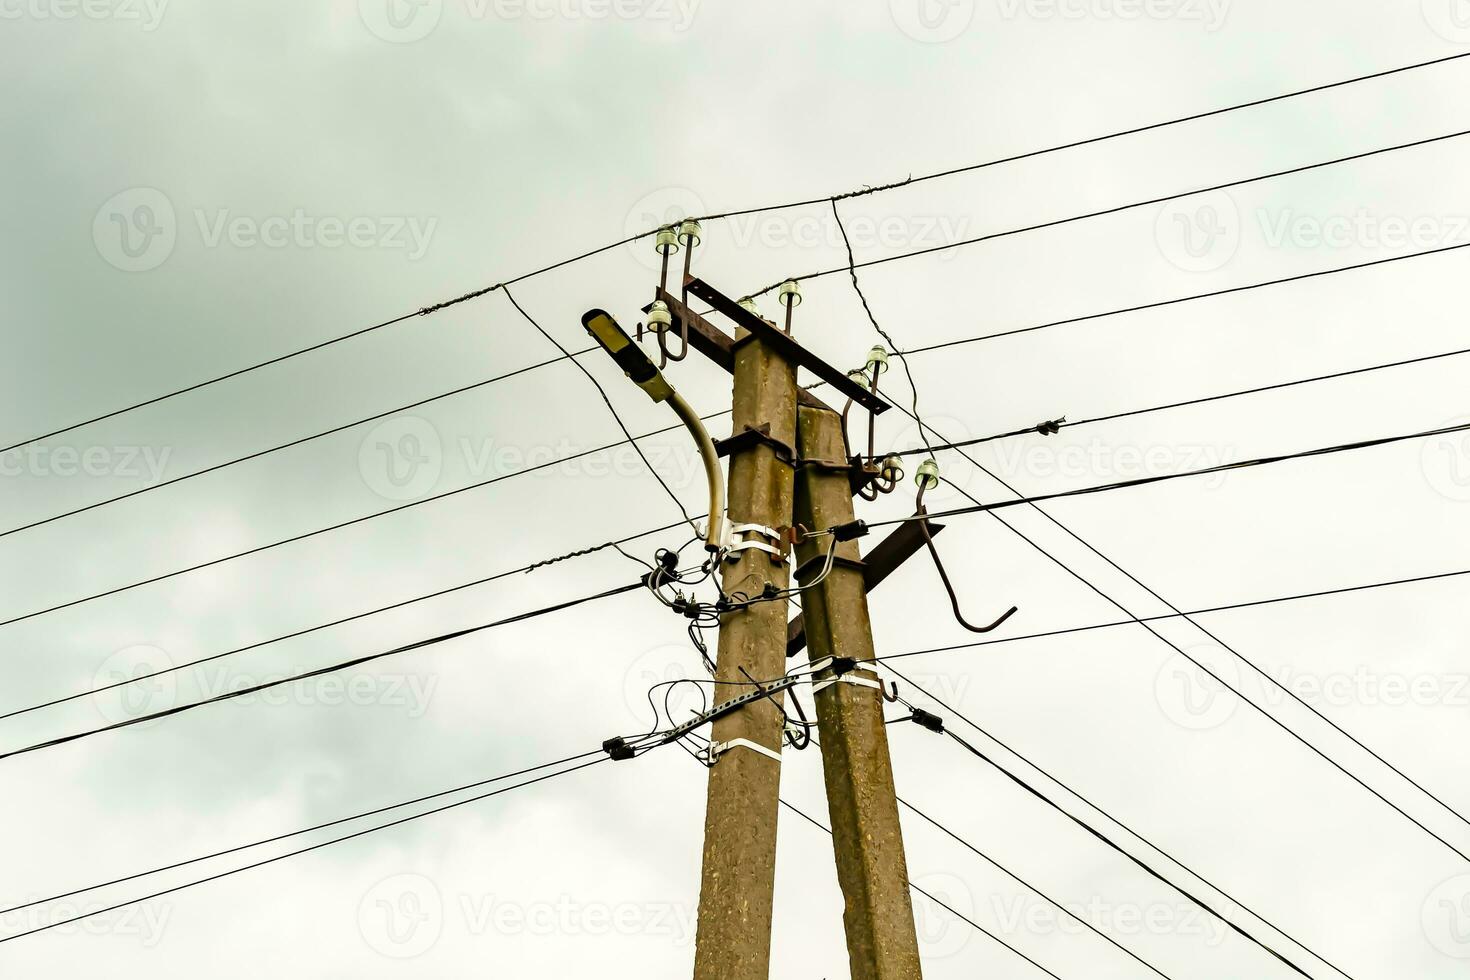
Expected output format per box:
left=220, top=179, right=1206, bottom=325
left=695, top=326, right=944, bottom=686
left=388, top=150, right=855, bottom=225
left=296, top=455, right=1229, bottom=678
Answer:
left=811, top=674, right=882, bottom=695
left=723, top=522, right=787, bottom=562
left=700, top=738, right=782, bottom=765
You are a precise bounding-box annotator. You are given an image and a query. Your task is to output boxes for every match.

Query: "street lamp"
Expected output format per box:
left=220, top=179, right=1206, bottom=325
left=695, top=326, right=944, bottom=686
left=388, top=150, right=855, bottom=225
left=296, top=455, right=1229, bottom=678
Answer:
left=581, top=308, right=725, bottom=551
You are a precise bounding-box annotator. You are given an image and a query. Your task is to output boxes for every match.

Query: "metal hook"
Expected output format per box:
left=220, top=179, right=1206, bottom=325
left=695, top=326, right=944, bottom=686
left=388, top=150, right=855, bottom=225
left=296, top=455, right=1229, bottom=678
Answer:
left=915, top=481, right=1019, bottom=634
left=881, top=680, right=900, bottom=703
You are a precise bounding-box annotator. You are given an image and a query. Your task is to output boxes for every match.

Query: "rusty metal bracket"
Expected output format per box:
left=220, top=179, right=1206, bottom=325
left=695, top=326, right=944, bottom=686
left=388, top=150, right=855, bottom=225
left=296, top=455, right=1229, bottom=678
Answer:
left=715, top=423, right=795, bottom=467
left=683, top=276, right=892, bottom=415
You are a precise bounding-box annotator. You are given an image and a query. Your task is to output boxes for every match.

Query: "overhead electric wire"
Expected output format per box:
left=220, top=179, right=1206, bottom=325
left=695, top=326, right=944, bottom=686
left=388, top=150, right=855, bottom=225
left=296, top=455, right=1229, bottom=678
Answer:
left=10, top=52, right=1466, bottom=458
left=865, top=420, right=1470, bottom=531
left=0, top=581, right=643, bottom=764
left=754, top=128, right=1470, bottom=292
left=899, top=798, right=1172, bottom=980
left=0, top=348, right=596, bottom=540
left=887, top=665, right=1356, bottom=980
left=0, top=410, right=728, bottom=630
left=777, top=798, right=1067, bottom=980
left=0, top=519, right=689, bottom=723
left=868, top=564, right=1470, bottom=666
left=0, top=751, right=611, bottom=945
left=900, top=240, right=1470, bottom=358
left=894, top=342, right=1470, bottom=458
left=903, top=722, right=1314, bottom=978
left=0, top=746, right=607, bottom=916
left=893, top=408, right=1470, bottom=864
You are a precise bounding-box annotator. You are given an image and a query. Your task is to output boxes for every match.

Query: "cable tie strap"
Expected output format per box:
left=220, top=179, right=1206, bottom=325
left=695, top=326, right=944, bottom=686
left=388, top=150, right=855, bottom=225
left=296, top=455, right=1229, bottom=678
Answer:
left=910, top=709, right=945, bottom=734
left=703, top=738, right=782, bottom=764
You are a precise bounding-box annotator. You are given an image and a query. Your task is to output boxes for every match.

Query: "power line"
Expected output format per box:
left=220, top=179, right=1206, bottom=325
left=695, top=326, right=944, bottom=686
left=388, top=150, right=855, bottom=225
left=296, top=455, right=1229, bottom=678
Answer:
left=0, top=746, right=606, bottom=916
left=777, top=798, right=1067, bottom=980
left=891, top=408, right=1470, bottom=864
left=894, top=343, right=1470, bottom=458
left=758, top=128, right=1470, bottom=290
left=0, top=752, right=611, bottom=945
left=899, top=796, right=1177, bottom=980
left=0, top=349, right=595, bottom=540
left=11, top=52, right=1466, bottom=458
left=886, top=665, right=1356, bottom=980
left=0, top=412, right=727, bottom=630
left=869, top=565, right=1470, bottom=666
left=900, top=240, right=1470, bottom=358
left=903, top=722, right=1315, bottom=978
left=0, top=519, right=688, bottom=723
left=865, top=420, right=1470, bottom=532
left=0, top=581, right=643, bottom=764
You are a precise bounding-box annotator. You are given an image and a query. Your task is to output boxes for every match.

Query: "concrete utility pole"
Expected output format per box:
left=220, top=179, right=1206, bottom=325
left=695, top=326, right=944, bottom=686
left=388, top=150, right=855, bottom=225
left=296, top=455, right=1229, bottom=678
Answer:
left=793, top=402, right=924, bottom=980
left=691, top=322, right=799, bottom=980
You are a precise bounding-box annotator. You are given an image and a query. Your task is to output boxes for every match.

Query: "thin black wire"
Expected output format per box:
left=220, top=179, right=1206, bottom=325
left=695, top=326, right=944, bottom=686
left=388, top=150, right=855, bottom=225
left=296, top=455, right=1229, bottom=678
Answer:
left=913, top=725, right=1315, bottom=979
left=899, top=797, right=1172, bottom=980
left=887, top=665, right=1356, bottom=980
left=868, top=565, right=1470, bottom=667
left=0, top=519, right=689, bottom=723
left=832, top=200, right=934, bottom=455
left=11, top=52, right=1466, bottom=458
left=0, top=582, right=642, bottom=763
left=0, top=349, right=595, bottom=540
left=0, top=746, right=605, bottom=916
left=900, top=240, right=1470, bottom=358
left=895, top=342, right=1470, bottom=457
left=501, top=286, right=698, bottom=536
left=0, top=411, right=728, bottom=630
left=758, top=128, right=1470, bottom=291
left=866, top=420, right=1470, bottom=531
left=0, top=754, right=610, bottom=945
left=777, top=798, right=1066, bottom=980
left=893, top=409, right=1470, bottom=865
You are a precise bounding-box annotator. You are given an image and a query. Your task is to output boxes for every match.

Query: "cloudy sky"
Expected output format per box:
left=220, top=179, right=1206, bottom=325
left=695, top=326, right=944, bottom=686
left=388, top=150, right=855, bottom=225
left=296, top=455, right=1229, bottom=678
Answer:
left=4, top=1, right=1470, bottom=977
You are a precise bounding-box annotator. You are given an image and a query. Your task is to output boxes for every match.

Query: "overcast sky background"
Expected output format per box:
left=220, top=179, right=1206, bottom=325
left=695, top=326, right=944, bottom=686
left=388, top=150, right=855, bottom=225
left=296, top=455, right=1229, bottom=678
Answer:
left=4, top=1, right=1470, bottom=977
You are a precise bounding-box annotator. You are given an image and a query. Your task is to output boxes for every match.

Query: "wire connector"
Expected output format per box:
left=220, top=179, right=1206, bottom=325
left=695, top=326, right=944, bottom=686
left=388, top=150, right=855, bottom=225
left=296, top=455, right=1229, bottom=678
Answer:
left=833, top=520, right=869, bottom=542
left=1035, top=417, right=1065, bottom=436
left=909, top=709, right=944, bottom=734
left=601, top=737, right=637, bottom=761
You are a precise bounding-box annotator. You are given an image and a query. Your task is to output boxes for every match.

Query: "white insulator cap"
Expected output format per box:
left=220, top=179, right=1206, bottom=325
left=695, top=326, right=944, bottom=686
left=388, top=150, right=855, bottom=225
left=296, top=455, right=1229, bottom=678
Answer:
left=647, top=300, right=673, bottom=329
left=866, top=345, right=890, bottom=375
left=777, top=279, right=802, bottom=308
left=738, top=296, right=761, bottom=316
left=678, top=218, right=702, bottom=247
left=915, top=458, right=940, bottom=491
left=881, top=454, right=904, bottom=482
left=654, top=226, right=680, bottom=255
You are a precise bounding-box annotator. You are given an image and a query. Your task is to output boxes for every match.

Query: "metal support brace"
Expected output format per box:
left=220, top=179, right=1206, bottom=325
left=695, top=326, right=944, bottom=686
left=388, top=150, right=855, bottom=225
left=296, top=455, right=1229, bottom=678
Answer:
left=701, top=738, right=783, bottom=765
